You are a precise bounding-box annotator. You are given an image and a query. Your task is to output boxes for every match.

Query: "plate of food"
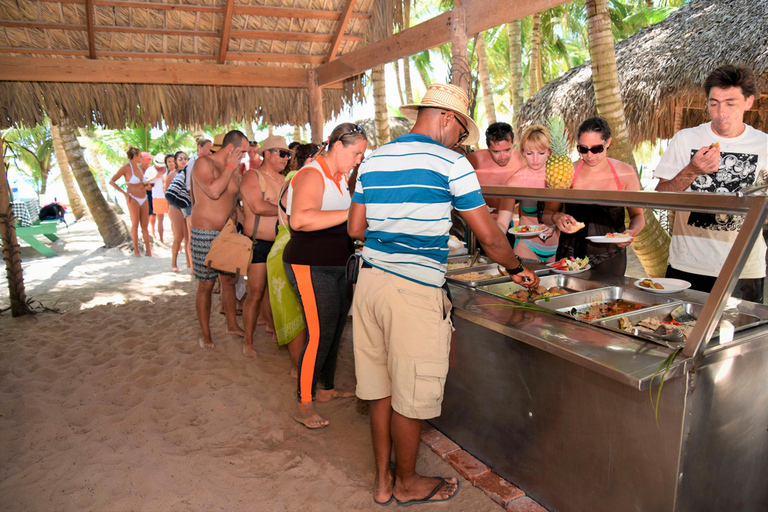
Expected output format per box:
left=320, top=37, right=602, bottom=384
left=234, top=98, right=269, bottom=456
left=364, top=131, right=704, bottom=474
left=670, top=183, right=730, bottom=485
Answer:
left=586, top=233, right=633, bottom=244
left=546, top=256, right=591, bottom=274
left=634, top=278, right=691, bottom=294
left=509, top=224, right=547, bottom=237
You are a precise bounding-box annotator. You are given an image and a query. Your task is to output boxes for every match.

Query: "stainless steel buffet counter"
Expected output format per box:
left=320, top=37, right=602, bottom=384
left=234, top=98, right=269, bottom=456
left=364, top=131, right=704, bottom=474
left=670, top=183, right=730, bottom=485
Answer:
left=429, top=188, right=768, bottom=512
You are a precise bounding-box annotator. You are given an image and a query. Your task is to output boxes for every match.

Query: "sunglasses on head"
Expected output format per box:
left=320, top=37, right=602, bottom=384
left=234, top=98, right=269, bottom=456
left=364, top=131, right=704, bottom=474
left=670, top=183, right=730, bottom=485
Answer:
left=576, top=144, right=606, bottom=155
left=269, top=149, right=292, bottom=159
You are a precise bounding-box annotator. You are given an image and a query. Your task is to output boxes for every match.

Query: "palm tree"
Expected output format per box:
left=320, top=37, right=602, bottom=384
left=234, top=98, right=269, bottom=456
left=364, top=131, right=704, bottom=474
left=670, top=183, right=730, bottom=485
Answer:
left=507, top=21, right=524, bottom=124
left=2, top=124, right=54, bottom=196
left=50, top=123, right=87, bottom=220
left=584, top=0, right=669, bottom=276
left=476, top=32, right=497, bottom=125
left=372, top=65, right=391, bottom=146
left=0, top=138, right=28, bottom=316
left=55, top=116, right=130, bottom=247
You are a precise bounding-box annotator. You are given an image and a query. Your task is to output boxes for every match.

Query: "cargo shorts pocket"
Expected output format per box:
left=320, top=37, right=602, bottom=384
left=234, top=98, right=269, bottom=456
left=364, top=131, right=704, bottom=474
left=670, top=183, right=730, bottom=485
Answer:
left=413, top=360, right=449, bottom=409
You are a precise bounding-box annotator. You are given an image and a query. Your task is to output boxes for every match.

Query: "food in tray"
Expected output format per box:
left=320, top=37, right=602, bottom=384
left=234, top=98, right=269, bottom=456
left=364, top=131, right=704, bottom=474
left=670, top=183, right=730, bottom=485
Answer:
left=453, top=271, right=498, bottom=282
left=568, top=299, right=646, bottom=321
left=548, top=256, right=589, bottom=272
left=638, top=278, right=664, bottom=290
left=511, top=224, right=543, bottom=234
left=617, top=313, right=696, bottom=340
left=509, top=286, right=568, bottom=301
left=447, top=261, right=471, bottom=270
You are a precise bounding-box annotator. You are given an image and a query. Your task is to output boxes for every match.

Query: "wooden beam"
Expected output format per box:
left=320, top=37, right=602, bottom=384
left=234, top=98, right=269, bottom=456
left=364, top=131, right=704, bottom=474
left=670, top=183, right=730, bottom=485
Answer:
left=325, top=0, right=357, bottom=63
left=0, top=47, right=214, bottom=59
left=0, top=21, right=86, bottom=31
left=218, top=0, right=235, bottom=64
left=233, top=6, right=370, bottom=21
left=308, top=70, right=324, bottom=144
left=84, top=0, right=96, bottom=59
left=229, top=29, right=363, bottom=43
left=0, top=47, right=88, bottom=56
left=92, top=1, right=223, bottom=13
left=316, top=0, right=569, bottom=86
left=96, top=26, right=219, bottom=38
left=227, top=53, right=324, bottom=65
left=0, top=56, right=309, bottom=87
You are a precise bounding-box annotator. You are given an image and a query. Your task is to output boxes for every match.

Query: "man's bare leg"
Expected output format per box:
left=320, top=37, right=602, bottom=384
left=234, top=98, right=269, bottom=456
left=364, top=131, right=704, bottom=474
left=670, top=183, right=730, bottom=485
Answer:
left=391, top=411, right=459, bottom=503
left=196, top=279, right=215, bottom=349
left=260, top=290, right=275, bottom=334
left=156, top=213, right=164, bottom=243
left=220, top=274, right=245, bottom=337
left=286, top=329, right=307, bottom=378
left=242, top=263, right=268, bottom=358
left=371, top=397, right=395, bottom=504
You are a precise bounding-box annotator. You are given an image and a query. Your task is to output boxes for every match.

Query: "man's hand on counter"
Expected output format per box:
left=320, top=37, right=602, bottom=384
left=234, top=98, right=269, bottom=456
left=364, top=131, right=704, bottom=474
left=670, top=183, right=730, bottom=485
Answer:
left=512, top=267, right=540, bottom=288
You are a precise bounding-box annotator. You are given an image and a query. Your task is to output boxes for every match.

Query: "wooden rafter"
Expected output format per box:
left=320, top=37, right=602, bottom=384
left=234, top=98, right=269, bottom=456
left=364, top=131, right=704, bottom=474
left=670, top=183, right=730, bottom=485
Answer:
left=218, top=0, right=235, bottom=64
left=0, top=56, right=344, bottom=88
left=228, top=29, right=363, bottom=43
left=317, top=0, right=570, bottom=86
left=325, top=0, right=357, bottom=64
left=84, top=0, right=96, bottom=59
left=227, top=53, right=324, bottom=64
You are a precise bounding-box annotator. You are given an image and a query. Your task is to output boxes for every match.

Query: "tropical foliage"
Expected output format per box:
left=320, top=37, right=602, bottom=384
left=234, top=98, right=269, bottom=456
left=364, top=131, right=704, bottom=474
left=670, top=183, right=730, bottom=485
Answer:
left=3, top=123, right=55, bottom=196
left=80, top=124, right=195, bottom=168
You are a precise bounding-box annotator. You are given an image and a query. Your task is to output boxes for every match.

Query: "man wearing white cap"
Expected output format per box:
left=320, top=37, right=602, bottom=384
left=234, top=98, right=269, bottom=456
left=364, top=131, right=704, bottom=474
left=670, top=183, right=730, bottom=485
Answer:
left=348, top=83, right=540, bottom=506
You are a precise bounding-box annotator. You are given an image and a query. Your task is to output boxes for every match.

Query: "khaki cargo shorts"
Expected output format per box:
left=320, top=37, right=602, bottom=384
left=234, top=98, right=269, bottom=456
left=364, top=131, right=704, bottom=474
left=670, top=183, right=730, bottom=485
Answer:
left=352, top=264, right=454, bottom=420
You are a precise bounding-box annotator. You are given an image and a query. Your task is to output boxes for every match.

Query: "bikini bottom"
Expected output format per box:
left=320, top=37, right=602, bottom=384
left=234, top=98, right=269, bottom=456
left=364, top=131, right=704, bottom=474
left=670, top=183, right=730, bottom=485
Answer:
left=128, top=193, right=147, bottom=206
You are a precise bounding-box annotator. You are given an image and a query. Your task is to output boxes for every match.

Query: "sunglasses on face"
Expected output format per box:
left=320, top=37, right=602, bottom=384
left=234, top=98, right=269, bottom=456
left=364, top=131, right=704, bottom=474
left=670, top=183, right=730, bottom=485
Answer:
left=576, top=144, right=606, bottom=155
left=441, top=112, right=469, bottom=144
left=268, top=149, right=292, bottom=159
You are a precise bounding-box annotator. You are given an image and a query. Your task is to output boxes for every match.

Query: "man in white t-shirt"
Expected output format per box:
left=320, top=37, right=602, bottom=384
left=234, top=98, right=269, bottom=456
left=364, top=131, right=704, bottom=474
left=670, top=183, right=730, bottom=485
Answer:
left=655, top=65, right=768, bottom=302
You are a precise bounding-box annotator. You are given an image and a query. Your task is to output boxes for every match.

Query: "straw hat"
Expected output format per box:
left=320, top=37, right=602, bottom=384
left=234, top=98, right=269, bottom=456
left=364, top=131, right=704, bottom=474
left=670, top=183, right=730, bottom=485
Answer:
left=153, top=153, right=165, bottom=166
left=257, top=135, right=292, bottom=155
left=400, top=83, right=480, bottom=146
left=211, top=133, right=226, bottom=151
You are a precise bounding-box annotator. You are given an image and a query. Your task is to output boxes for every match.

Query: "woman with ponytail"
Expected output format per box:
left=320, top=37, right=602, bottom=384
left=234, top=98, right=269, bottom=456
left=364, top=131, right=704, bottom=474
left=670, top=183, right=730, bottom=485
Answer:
left=283, top=123, right=368, bottom=428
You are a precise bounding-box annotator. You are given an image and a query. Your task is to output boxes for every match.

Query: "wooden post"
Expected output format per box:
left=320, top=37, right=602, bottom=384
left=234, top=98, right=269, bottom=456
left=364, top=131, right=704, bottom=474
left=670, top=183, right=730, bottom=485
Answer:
left=0, top=137, right=28, bottom=316
left=308, top=69, right=324, bottom=144
left=450, top=7, right=469, bottom=92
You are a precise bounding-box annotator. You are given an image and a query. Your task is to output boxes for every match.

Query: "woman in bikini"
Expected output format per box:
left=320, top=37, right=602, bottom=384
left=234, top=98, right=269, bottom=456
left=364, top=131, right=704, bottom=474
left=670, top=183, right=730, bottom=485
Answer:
left=110, top=146, right=152, bottom=257
left=496, top=125, right=559, bottom=263
left=164, top=152, right=190, bottom=271
left=541, top=117, right=645, bottom=277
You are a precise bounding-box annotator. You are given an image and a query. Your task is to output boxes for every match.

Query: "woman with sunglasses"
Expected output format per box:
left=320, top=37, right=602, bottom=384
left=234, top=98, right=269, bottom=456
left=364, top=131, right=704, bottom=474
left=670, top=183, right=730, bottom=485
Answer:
left=165, top=151, right=191, bottom=271
left=542, top=116, right=644, bottom=276
left=283, top=123, right=367, bottom=429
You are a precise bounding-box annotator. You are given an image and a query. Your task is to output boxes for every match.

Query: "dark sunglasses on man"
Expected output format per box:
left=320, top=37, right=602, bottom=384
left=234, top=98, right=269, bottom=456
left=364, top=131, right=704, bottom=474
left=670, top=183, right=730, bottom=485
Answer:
left=440, top=111, right=469, bottom=144
left=576, top=144, right=606, bottom=155
left=269, top=149, right=292, bottom=159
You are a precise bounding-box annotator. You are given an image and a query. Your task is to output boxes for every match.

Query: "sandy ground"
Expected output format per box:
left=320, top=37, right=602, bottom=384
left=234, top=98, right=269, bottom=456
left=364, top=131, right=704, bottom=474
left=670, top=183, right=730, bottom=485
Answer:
left=0, top=215, right=501, bottom=511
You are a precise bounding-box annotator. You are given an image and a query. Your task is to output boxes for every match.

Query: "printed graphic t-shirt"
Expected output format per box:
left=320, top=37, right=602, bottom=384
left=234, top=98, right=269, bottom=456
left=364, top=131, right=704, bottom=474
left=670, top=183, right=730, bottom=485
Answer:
left=654, top=122, right=768, bottom=278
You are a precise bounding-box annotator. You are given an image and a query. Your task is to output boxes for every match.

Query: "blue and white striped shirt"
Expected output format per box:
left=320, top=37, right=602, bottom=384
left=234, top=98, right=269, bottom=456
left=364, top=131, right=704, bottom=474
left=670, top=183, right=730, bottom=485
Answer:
left=352, top=133, right=485, bottom=287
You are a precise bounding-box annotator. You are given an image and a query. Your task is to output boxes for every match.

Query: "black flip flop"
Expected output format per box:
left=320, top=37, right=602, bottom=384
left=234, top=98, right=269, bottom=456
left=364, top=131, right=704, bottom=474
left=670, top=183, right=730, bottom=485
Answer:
left=395, top=477, right=460, bottom=507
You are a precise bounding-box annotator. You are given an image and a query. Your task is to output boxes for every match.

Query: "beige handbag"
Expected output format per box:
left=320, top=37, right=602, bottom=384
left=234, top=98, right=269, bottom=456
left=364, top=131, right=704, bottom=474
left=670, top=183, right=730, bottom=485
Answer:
left=203, top=172, right=266, bottom=278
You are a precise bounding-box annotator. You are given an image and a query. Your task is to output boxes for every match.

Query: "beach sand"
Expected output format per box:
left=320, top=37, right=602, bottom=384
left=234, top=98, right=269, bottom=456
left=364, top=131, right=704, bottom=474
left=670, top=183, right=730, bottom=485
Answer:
left=0, top=217, right=500, bottom=511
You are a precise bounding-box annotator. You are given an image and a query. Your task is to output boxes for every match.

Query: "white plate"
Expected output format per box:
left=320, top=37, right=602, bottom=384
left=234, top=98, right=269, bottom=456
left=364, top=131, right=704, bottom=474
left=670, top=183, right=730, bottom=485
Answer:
left=586, top=235, right=633, bottom=244
left=634, top=278, right=691, bottom=294
left=550, top=264, right=592, bottom=275
left=509, top=225, right=547, bottom=237
left=447, top=238, right=466, bottom=251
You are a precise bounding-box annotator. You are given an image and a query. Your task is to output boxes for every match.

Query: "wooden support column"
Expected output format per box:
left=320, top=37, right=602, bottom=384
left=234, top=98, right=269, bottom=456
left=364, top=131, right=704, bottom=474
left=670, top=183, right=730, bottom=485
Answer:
left=308, top=70, right=324, bottom=144
left=84, top=0, right=96, bottom=59
left=0, top=137, right=28, bottom=316
left=450, top=7, right=469, bottom=92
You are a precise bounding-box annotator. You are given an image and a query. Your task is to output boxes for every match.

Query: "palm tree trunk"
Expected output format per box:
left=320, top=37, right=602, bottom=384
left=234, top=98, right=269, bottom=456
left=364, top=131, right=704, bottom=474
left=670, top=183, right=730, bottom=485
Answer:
left=476, top=32, right=496, bottom=125
left=393, top=61, right=405, bottom=106
left=585, top=0, right=669, bottom=277
left=0, top=138, right=28, bottom=316
left=529, top=13, right=543, bottom=97
left=450, top=8, right=470, bottom=92
left=372, top=65, right=390, bottom=148
left=242, top=122, right=255, bottom=142
left=58, top=115, right=130, bottom=247
left=50, top=123, right=87, bottom=220
left=268, top=125, right=274, bottom=137
left=508, top=21, right=524, bottom=126
left=403, top=0, right=414, bottom=104
left=293, top=125, right=301, bottom=143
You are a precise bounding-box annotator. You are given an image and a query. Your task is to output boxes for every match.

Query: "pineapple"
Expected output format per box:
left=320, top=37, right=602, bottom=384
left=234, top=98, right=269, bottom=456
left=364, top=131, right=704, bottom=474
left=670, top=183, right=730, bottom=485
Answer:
left=545, top=116, right=573, bottom=189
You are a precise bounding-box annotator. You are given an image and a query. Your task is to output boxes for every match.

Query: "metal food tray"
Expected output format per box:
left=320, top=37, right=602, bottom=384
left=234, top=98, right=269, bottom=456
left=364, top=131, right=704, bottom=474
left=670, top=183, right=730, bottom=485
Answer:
left=477, top=275, right=603, bottom=301
left=446, top=254, right=490, bottom=271
left=533, top=286, right=677, bottom=323
left=445, top=264, right=511, bottom=288
left=598, top=301, right=766, bottom=340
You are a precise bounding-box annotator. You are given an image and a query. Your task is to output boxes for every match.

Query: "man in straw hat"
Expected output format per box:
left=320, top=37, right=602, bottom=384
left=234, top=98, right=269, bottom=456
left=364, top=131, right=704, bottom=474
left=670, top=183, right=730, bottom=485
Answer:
left=190, top=130, right=249, bottom=350
left=238, top=135, right=292, bottom=357
left=348, top=83, right=539, bottom=506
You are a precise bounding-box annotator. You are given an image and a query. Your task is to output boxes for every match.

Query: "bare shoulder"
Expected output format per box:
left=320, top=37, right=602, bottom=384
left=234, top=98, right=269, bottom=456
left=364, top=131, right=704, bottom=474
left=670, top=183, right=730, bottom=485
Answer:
left=467, top=149, right=489, bottom=168
left=611, top=159, right=641, bottom=189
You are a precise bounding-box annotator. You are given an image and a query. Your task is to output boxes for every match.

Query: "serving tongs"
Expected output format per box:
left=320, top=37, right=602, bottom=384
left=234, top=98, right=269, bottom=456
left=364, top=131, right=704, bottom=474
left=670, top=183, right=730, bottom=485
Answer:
left=469, top=248, right=482, bottom=267
left=630, top=327, right=685, bottom=348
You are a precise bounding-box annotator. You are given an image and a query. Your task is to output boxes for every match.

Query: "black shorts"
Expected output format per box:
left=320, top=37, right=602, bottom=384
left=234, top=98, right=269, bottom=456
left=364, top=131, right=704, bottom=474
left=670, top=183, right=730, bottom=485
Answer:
left=146, top=190, right=154, bottom=216
left=251, top=239, right=275, bottom=264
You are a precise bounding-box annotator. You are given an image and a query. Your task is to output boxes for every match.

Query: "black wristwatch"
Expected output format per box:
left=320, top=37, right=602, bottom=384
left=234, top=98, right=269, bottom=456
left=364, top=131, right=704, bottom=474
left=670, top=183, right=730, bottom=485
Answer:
left=505, top=256, right=525, bottom=276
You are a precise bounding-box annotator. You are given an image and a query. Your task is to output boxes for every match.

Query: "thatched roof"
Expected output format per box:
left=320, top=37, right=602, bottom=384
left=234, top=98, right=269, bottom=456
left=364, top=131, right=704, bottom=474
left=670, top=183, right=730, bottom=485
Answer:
left=517, top=0, right=768, bottom=147
left=0, top=0, right=393, bottom=129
